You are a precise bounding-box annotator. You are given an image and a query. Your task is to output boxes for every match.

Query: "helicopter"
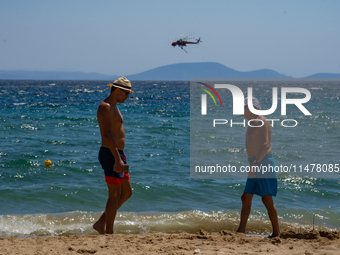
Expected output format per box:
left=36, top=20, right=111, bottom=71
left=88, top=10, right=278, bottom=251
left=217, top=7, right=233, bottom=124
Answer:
left=170, top=33, right=201, bottom=53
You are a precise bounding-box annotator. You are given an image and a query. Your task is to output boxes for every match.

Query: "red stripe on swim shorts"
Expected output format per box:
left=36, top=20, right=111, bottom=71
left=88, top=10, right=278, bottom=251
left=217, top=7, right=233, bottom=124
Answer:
left=105, top=175, right=124, bottom=185
left=105, top=173, right=130, bottom=185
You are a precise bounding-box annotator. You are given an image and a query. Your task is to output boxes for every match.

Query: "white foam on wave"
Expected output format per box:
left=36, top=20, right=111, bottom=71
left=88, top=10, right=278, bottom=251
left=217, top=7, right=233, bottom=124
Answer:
left=0, top=210, right=335, bottom=238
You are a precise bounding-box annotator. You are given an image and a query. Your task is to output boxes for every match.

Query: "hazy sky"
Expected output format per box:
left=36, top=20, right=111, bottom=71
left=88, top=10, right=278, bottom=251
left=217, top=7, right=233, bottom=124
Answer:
left=1, top=0, right=339, bottom=78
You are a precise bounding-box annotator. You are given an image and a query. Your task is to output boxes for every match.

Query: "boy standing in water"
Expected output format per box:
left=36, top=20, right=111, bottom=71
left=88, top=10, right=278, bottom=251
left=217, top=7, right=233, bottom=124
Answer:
left=93, top=77, right=133, bottom=234
left=236, top=97, right=280, bottom=238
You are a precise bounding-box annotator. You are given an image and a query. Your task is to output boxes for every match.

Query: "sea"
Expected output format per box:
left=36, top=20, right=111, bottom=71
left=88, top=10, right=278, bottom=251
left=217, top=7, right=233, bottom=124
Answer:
left=0, top=79, right=339, bottom=238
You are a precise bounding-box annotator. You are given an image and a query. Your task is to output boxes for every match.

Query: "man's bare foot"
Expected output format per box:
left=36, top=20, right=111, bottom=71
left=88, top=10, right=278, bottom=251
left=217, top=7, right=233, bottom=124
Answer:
left=93, top=222, right=105, bottom=235
left=267, top=233, right=280, bottom=239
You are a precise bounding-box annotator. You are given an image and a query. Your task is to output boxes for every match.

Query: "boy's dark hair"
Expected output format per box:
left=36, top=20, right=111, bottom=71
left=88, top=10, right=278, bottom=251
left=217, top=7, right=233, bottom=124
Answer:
left=111, top=86, right=118, bottom=93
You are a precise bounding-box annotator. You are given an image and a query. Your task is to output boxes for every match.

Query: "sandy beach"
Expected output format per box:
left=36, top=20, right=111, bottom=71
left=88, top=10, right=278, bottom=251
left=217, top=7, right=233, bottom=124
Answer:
left=1, top=230, right=339, bottom=255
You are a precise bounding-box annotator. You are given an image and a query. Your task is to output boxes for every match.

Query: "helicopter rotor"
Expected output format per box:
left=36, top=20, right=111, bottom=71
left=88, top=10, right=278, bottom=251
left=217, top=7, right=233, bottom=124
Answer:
left=183, top=33, right=195, bottom=40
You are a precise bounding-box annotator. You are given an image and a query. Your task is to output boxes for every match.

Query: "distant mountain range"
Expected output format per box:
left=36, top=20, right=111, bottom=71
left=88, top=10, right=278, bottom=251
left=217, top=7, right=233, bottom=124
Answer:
left=1, top=62, right=340, bottom=80
left=128, top=62, right=292, bottom=80
left=0, top=70, right=118, bottom=81
left=304, top=73, right=340, bottom=78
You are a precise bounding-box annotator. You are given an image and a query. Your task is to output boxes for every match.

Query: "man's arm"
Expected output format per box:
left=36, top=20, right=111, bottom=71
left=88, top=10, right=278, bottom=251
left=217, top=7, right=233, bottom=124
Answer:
left=97, top=103, right=125, bottom=173
left=249, top=121, right=271, bottom=178
left=255, top=121, right=271, bottom=163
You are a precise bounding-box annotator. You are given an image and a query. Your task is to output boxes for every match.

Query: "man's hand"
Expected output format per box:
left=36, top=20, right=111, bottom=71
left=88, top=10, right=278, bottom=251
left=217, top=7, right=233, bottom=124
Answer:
left=248, top=164, right=257, bottom=178
left=114, top=158, right=125, bottom=173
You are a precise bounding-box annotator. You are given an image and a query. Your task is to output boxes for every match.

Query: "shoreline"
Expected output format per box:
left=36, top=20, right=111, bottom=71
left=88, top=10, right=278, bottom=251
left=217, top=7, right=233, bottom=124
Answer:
left=2, top=210, right=339, bottom=238
left=1, top=229, right=339, bottom=255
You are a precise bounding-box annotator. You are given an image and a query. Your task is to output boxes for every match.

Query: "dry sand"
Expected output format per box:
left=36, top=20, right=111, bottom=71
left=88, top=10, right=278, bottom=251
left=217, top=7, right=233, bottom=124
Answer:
left=1, top=230, right=339, bottom=255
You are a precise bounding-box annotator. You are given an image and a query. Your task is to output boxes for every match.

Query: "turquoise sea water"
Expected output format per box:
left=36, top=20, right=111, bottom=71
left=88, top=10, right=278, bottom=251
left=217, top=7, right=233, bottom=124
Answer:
left=0, top=80, right=339, bottom=238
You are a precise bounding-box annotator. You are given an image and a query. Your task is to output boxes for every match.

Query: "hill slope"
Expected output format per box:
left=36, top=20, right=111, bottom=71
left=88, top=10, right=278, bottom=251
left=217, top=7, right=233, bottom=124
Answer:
left=127, top=62, right=291, bottom=80
left=304, top=73, right=340, bottom=78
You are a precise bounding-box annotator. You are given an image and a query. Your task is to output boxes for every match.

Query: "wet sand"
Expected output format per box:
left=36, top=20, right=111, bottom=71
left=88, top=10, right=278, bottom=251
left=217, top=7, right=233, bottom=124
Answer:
left=1, top=229, right=339, bottom=255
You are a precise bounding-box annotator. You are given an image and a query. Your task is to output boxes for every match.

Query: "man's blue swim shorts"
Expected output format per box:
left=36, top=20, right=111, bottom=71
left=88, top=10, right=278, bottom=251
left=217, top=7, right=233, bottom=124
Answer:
left=98, top=147, right=130, bottom=185
left=243, top=154, right=278, bottom=197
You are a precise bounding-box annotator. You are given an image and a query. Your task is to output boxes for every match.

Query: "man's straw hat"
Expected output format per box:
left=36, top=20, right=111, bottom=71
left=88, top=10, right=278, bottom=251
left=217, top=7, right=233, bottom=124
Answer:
left=244, top=97, right=261, bottom=109
left=108, top=77, right=134, bottom=93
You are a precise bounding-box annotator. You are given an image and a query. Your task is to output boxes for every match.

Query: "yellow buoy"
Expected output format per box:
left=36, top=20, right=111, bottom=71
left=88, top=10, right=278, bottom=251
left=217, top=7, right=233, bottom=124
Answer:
left=45, top=159, right=52, bottom=166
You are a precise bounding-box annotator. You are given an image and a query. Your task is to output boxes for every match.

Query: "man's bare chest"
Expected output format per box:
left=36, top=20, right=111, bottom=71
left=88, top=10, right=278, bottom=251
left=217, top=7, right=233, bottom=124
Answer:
left=112, top=106, right=124, bottom=123
left=246, top=127, right=261, bottom=140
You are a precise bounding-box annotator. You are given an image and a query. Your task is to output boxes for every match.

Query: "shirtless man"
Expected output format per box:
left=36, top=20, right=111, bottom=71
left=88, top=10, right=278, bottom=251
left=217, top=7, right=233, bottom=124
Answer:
left=93, top=77, right=133, bottom=234
left=236, top=97, right=280, bottom=238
